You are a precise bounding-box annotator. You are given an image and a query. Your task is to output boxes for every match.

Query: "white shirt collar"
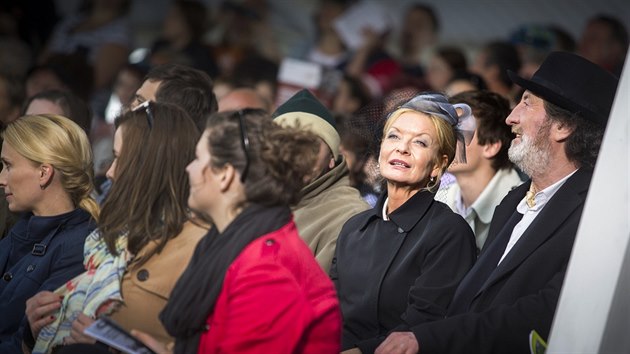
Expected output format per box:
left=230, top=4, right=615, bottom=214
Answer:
left=517, top=169, right=578, bottom=214
left=382, top=196, right=390, bottom=221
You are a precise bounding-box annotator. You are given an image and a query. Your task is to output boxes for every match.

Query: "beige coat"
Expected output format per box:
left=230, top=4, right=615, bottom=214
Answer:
left=292, top=160, right=370, bottom=274
left=109, top=221, right=207, bottom=343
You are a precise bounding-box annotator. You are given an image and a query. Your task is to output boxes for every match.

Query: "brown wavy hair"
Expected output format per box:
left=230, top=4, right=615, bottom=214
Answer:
left=205, top=109, right=319, bottom=207
left=99, top=102, right=199, bottom=265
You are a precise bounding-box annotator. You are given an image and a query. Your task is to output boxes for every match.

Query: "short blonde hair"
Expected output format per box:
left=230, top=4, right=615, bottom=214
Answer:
left=382, top=108, right=457, bottom=192
left=2, top=114, right=99, bottom=220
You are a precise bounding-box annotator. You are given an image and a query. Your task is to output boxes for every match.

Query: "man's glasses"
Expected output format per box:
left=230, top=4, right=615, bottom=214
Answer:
left=236, top=109, right=250, bottom=183
left=132, top=100, right=154, bottom=129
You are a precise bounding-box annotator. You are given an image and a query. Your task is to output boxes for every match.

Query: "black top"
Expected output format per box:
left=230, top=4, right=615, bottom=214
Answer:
left=331, top=190, right=476, bottom=353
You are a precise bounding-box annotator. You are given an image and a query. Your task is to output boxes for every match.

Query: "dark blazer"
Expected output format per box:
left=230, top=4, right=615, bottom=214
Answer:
left=410, top=169, right=593, bottom=354
left=0, top=209, right=95, bottom=353
left=331, top=190, right=476, bottom=353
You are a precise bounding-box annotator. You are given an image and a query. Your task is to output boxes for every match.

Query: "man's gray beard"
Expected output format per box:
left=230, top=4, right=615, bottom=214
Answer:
left=508, top=133, right=550, bottom=178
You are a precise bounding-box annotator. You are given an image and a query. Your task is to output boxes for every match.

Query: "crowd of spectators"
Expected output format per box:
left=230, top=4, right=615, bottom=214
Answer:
left=0, top=0, right=626, bottom=353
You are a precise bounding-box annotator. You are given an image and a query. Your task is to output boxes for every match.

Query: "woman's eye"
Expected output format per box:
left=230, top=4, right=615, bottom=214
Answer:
left=414, top=140, right=427, bottom=147
left=386, top=133, right=399, bottom=140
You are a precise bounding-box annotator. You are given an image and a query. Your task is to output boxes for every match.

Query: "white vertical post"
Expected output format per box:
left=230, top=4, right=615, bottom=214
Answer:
left=547, top=52, right=630, bottom=353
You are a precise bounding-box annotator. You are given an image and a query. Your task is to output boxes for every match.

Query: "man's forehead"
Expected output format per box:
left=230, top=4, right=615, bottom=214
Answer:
left=523, top=90, right=543, bottom=101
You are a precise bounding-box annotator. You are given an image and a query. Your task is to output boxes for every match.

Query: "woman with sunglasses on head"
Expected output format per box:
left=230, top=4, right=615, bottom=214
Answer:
left=134, top=109, right=342, bottom=354
left=0, top=115, right=98, bottom=353
left=24, top=102, right=207, bottom=354
left=331, top=93, right=478, bottom=353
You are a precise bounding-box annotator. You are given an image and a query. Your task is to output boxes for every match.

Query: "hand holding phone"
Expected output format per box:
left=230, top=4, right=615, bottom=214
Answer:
left=84, top=317, right=156, bottom=354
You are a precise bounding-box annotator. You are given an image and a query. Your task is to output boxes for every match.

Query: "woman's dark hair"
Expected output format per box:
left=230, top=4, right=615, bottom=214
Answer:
left=22, top=89, right=92, bottom=136
left=544, top=101, right=605, bottom=170
left=205, top=109, right=318, bottom=207
left=100, top=101, right=200, bottom=266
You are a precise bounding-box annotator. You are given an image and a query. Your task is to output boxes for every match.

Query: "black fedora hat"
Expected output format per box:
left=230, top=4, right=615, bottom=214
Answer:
left=508, top=51, right=618, bottom=125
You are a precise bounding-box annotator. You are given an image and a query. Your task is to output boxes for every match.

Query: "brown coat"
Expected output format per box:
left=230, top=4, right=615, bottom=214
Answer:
left=293, top=161, right=370, bottom=274
left=109, top=221, right=207, bottom=343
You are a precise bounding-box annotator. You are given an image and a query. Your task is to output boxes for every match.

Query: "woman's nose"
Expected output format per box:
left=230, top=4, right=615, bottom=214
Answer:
left=0, top=169, right=7, bottom=187
left=396, top=140, right=410, bottom=154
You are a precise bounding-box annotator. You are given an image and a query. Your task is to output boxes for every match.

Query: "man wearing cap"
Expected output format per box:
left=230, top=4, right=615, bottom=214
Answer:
left=274, top=89, right=369, bottom=274
left=376, top=51, right=618, bottom=354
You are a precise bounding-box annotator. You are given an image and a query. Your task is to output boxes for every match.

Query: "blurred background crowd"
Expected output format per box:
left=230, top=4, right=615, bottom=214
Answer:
left=0, top=0, right=627, bottom=194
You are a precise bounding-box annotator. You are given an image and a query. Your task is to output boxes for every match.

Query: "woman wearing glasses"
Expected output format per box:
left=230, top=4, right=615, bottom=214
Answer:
left=331, top=93, right=478, bottom=353
left=25, top=102, right=207, bottom=353
left=134, top=109, right=341, bottom=353
left=0, top=115, right=98, bottom=353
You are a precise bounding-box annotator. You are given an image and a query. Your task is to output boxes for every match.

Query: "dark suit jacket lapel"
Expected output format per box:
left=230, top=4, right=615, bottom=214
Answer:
left=481, top=181, right=531, bottom=255
left=476, top=169, right=592, bottom=296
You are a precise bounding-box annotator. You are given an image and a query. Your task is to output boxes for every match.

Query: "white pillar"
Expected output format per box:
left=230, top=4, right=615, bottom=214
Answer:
left=548, top=52, right=630, bottom=353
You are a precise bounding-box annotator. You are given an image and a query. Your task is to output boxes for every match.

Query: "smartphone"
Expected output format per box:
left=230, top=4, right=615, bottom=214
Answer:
left=84, top=316, right=156, bottom=354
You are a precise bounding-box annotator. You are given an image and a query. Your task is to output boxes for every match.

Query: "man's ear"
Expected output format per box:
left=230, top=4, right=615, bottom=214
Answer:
left=550, top=121, right=574, bottom=142
left=482, top=140, right=502, bottom=160
left=39, top=164, right=54, bottom=190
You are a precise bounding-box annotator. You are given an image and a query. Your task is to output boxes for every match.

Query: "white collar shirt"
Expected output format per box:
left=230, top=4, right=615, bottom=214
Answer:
left=497, top=169, right=578, bottom=265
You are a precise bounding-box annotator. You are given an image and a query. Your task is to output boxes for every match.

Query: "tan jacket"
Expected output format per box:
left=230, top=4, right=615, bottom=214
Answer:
left=293, top=160, right=370, bottom=274
left=109, top=221, right=207, bottom=343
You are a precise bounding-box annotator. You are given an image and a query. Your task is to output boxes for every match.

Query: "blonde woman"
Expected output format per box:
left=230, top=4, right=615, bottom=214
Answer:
left=331, top=93, right=478, bottom=353
left=0, top=115, right=98, bottom=353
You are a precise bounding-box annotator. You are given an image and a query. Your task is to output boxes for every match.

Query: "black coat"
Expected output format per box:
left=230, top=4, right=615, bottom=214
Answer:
left=410, top=169, right=592, bottom=354
left=331, top=190, right=476, bottom=353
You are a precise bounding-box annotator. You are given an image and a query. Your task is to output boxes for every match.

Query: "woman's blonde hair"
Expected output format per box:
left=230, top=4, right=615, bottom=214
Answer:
left=2, top=114, right=99, bottom=220
left=381, top=108, right=457, bottom=192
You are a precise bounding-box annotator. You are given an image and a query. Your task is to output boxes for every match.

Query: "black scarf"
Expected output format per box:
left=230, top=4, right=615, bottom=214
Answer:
left=160, top=203, right=291, bottom=354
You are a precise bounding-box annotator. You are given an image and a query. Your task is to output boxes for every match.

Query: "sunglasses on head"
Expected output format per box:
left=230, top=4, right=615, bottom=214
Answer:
left=132, top=100, right=154, bottom=129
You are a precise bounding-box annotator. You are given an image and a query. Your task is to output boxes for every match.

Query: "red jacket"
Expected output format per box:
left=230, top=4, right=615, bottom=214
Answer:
left=198, top=221, right=341, bottom=353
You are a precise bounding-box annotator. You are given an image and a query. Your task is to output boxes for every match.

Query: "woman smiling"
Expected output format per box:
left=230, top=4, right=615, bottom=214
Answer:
left=331, top=93, right=478, bottom=353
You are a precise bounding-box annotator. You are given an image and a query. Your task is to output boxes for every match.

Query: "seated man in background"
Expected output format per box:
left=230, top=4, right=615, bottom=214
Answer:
left=132, top=63, right=218, bottom=132
left=436, top=90, right=524, bottom=251
left=273, top=89, right=369, bottom=274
